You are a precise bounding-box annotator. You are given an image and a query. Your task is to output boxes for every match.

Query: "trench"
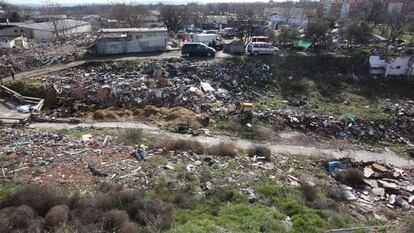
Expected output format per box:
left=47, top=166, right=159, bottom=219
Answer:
left=29, top=121, right=414, bottom=169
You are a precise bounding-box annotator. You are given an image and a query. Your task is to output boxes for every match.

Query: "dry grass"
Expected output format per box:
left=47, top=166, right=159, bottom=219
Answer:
left=247, top=146, right=272, bottom=161
left=335, top=168, right=364, bottom=186
left=207, top=143, right=237, bottom=157
left=9, top=205, right=35, bottom=228
left=1, top=185, right=67, bottom=217
left=300, top=183, right=317, bottom=202
left=103, top=209, right=130, bottom=231
left=0, top=183, right=176, bottom=233
left=154, top=138, right=206, bottom=154
left=45, top=205, right=70, bottom=228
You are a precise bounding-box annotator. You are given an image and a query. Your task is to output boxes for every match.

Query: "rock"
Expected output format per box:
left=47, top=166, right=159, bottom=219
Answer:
left=364, top=179, right=379, bottom=188
left=378, top=180, right=399, bottom=192
left=364, top=167, right=375, bottom=178
left=372, top=163, right=388, bottom=173
left=371, top=188, right=385, bottom=196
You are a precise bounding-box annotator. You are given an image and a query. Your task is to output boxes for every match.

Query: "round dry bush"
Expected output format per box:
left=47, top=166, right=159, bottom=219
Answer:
left=0, top=217, right=10, bottom=233
left=77, top=207, right=103, bottom=225
left=9, top=205, right=35, bottom=228
left=93, top=110, right=106, bottom=120
left=103, top=209, right=129, bottom=231
left=27, top=218, right=44, bottom=233
left=94, top=192, right=114, bottom=210
left=45, top=205, right=70, bottom=228
left=118, top=221, right=140, bottom=233
left=1, top=186, right=68, bottom=217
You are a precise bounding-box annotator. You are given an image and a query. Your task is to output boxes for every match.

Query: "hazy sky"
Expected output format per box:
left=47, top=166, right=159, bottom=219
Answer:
left=17, top=0, right=276, bottom=5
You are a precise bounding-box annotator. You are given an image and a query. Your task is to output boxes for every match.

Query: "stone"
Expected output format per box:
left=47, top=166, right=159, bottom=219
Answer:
left=378, top=180, right=399, bottom=191
left=364, top=179, right=379, bottom=188
left=372, top=163, right=388, bottom=173
left=364, top=167, right=375, bottom=178
left=371, top=188, right=385, bottom=196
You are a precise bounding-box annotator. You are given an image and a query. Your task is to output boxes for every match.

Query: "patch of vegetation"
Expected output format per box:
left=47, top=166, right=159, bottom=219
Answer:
left=388, top=143, right=408, bottom=155
left=5, top=80, right=58, bottom=107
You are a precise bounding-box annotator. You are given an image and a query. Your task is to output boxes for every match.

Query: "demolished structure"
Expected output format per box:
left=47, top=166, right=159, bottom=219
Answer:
left=369, top=55, right=414, bottom=77
left=95, top=28, right=168, bottom=55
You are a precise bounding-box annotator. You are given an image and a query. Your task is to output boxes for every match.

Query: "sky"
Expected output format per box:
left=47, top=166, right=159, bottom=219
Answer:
left=16, top=0, right=278, bottom=6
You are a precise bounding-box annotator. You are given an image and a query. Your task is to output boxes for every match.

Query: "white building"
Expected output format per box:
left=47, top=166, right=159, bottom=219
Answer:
left=0, top=19, right=91, bottom=41
left=369, top=55, right=414, bottom=77
left=96, top=28, right=167, bottom=55
left=265, top=7, right=312, bottom=27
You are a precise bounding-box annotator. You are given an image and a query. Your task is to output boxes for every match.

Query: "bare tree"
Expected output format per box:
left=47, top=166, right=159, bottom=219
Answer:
left=384, top=12, right=407, bottom=43
left=236, top=8, right=255, bottom=45
left=42, top=0, right=63, bottom=39
left=159, top=5, right=185, bottom=33
left=360, top=0, right=382, bottom=29
left=281, top=1, right=295, bottom=24
left=110, top=3, right=149, bottom=28
left=383, top=12, right=407, bottom=57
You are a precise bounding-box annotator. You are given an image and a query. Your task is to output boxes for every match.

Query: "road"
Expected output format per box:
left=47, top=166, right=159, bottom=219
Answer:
left=30, top=121, right=414, bottom=169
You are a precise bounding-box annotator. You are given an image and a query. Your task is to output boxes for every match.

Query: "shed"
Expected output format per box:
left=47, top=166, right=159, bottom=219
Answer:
left=96, top=28, right=167, bottom=55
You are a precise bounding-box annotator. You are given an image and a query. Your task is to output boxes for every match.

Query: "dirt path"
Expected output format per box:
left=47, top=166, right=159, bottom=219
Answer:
left=29, top=121, right=414, bottom=169
left=1, top=50, right=233, bottom=83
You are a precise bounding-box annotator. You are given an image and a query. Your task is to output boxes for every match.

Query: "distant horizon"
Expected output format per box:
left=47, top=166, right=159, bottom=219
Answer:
left=15, top=0, right=305, bottom=6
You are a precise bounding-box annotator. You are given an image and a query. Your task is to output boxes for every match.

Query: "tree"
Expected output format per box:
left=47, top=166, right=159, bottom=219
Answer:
left=159, top=5, right=185, bottom=33
left=42, top=0, right=63, bottom=39
left=9, top=12, right=21, bottom=22
left=305, top=19, right=330, bottom=49
left=281, top=1, right=295, bottom=24
left=110, top=3, right=149, bottom=27
left=236, top=8, right=255, bottom=45
left=360, top=0, right=382, bottom=29
left=384, top=12, right=407, bottom=43
left=342, top=19, right=372, bottom=46
left=277, top=26, right=299, bottom=43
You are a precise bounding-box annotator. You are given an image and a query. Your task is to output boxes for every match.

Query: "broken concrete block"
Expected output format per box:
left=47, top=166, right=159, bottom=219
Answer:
left=372, top=163, right=388, bottom=173
left=364, top=167, right=375, bottom=178
left=364, top=179, right=378, bottom=188
left=378, top=180, right=399, bottom=191
left=371, top=188, right=385, bottom=196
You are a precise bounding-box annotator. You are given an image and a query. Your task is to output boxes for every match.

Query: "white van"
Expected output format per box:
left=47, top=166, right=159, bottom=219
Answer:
left=191, top=33, right=223, bottom=48
left=246, top=42, right=278, bottom=55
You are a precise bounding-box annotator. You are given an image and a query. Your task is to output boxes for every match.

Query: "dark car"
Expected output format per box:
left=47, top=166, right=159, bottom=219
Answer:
left=182, top=42, right=216, bottom=57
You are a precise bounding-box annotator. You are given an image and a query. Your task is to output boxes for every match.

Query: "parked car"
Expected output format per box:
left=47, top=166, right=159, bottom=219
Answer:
left=182, top=42, right=216, bottom=57
left=246, top=42, right=278, bottom=55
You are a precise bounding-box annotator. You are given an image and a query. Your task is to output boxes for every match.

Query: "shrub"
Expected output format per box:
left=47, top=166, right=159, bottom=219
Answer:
left=154, top=138, right=205, bottom=154
left=118, top=221, right=140, bottom=233
left=9, top=205, right=35, bottom=228
left=247, top=146, right=272, bottom=161
left=207, top=143, right=237, bottom=157
left=300, top=183, right=317, bottom=202
left=328, top=185, right=345, bottom=202
left=128, top=200, right=175, bottom=230
left=45, top=205, right=70, bottom=228
left=118, top=129, right=144, bottom=145
left=102, top=209, right=130, bottom=231
left=174, top=192, right=196, bottom=210
left=1, top=186, right=67, bottom=217
left=335, top=168, right=364, bottom=186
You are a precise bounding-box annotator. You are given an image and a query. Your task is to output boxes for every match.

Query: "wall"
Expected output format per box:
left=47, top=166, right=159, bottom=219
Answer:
left=32, top=30, right=55, bottom=41
left=97, top=31, right=167, bottom=55
left=0, top=27, right=33, bottom=39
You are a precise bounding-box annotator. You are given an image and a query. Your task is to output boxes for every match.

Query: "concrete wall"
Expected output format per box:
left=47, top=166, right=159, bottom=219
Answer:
left=97, top=31, right=167, bottom=55
left=0, top=27, right=33, bottom=39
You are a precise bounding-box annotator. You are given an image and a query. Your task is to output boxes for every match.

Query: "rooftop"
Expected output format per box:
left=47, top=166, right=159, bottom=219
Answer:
left=99, top=28, right=167, bottom=33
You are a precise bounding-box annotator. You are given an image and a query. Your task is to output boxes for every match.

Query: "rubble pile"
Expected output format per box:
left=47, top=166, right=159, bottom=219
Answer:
left=39, top=58, right=414, bottom=146
left=43, top=59, right=270, bottom=113
left=0, top=34, right=94, bottom=74
left=328, top=159, right=414, bottom=215
left=258, top=109, right=414, bottom=146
